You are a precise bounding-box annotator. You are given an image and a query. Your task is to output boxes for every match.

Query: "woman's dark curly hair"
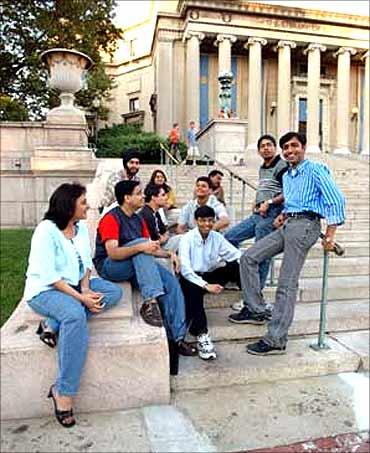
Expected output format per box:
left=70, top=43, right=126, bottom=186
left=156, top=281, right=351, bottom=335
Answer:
left=149, top=169, right=171, bottom=192
left=43, top=183, right=86, bottom=230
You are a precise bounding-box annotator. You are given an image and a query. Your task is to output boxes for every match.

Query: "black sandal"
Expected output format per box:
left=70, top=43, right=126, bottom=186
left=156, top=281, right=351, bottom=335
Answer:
left=47, top=385, right=76, bottom=428
left=36, top=320, right=57, bottom=348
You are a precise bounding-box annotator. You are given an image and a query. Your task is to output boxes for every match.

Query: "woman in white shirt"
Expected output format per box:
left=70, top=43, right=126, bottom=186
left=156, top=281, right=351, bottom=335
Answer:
left=24, top=183, right=122, bottom=428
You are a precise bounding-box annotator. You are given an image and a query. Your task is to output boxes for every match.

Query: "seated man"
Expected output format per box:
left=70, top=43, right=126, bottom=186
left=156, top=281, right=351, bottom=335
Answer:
left=177, top=176, right=230, bottom=234
left=208, top=170, right=225, bottom=205
left=178, top=206, right=241, bottom=360
left=99, top=148, right=141, bottom=213
left=225, top=134, right=288, bottom=320
left=93, top=180, right=196, bottom=373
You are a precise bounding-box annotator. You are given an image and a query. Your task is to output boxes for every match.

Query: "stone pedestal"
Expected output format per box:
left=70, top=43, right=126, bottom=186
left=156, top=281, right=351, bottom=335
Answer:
left=31, top=148, right=97, bottom=173
left=197, top=119, right=248, bottom=165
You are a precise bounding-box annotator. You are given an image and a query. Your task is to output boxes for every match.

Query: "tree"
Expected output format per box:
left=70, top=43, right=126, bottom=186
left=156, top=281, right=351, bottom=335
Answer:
left=0, top=95, right=29, bottom=121
left=0, top=0, right=122, bottom=119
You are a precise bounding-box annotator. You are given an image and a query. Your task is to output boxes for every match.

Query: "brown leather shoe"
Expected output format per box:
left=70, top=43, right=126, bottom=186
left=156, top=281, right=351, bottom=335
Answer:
left=140, top=300, right=163, bottom=327
left=177, top=340, right=197, bottom=356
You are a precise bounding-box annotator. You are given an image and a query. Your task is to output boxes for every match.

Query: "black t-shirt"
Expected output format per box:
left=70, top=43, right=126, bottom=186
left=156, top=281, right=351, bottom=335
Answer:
left=139, top=205, right=167, bottom=241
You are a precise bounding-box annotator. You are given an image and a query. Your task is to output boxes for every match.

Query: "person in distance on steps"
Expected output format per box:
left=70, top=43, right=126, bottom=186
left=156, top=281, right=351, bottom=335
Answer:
left=240, top=132, right=345, bottom=356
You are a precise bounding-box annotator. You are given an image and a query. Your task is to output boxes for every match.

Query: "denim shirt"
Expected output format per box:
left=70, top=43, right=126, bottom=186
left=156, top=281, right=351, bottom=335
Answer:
left=23, top=220, right=93, bottom=301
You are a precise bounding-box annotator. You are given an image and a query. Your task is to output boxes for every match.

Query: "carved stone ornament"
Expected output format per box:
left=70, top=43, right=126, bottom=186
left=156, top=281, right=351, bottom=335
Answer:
left=189, top=9, right=199, bottom=20
left=221, top=12, right=232, bottom=23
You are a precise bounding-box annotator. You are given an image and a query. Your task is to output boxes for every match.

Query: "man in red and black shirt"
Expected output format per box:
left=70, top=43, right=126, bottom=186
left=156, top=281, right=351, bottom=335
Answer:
left=93, top=180, right=196, bottom=374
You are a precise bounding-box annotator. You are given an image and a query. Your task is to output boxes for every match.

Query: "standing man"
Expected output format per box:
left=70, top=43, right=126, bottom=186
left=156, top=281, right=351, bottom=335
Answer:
left=179, top=206, right=241, bottom=360
left=168, top=122, right=181, bottom=162
left=186, top=120, right=200, bottom=165
left=99, top=148, right=141, bottom=213
left=93, top=180, right=196, bottom=373
left=226, top=134, right=287, bottom=320
left=240, top=132, right=345, bottom=355
left=177, top=176, right=230, bottom=234
left=208, top=170, right=225, bottom=205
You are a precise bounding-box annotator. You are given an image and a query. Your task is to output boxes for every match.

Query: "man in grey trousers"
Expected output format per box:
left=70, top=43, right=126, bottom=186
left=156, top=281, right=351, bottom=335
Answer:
left=240, top=131, right=346, bottom=356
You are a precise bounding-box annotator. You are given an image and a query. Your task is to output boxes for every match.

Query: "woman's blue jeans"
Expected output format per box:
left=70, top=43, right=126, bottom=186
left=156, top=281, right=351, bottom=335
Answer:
left=99, top=239, right=187, bottom=342
left=28, top=278, right=122, bottom=396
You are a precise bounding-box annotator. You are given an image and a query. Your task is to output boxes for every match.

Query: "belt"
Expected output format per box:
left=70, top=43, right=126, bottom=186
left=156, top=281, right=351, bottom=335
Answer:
left=286, top=211, right=321, bottom=220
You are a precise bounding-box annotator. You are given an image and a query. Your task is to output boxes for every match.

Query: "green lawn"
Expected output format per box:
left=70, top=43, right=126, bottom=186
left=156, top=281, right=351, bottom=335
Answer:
left=0, top=229, right=33, bottom=327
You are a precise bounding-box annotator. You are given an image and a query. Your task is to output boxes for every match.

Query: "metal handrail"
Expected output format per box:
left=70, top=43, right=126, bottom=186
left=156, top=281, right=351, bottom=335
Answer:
left=159, top=142, right=180, bottom=165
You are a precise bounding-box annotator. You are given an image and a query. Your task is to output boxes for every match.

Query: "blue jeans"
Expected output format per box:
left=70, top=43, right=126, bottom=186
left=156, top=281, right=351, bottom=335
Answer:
left=28, top=278, right=122, bottom=396
left=224, top=205, right=282, bottom=289
left=99, top=239, right=187, bottom=342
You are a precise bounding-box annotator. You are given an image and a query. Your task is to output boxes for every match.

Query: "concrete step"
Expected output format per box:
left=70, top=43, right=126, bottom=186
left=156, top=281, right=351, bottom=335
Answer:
left=272, top=256, right=369, bottom=278
left=1, top=287, right=170, bottom=420
left=240, top=241, right=369, bottom=258
left=205, top=275, right=369, bottom=307
left=205, top=300, right=370, bottom=343
left=172, top=336, right=361, bottom=393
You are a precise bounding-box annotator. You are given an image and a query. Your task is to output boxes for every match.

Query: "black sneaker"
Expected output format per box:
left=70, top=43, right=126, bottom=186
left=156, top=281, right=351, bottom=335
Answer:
left=246, top=339, right=286, bottom=356
left=140, top=300, right=163, bottom=327
left=228, top=307, right=267, bottom=325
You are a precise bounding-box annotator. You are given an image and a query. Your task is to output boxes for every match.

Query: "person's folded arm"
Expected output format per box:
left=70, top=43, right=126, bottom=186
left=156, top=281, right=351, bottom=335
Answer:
left=105, top=239, right=148, bottom=261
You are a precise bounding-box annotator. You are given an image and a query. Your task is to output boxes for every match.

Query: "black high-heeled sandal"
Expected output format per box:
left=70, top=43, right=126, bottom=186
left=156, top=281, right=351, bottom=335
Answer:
left=47, top=385, right=76, bottom=428
left=36, top=320, right=57, bottom=348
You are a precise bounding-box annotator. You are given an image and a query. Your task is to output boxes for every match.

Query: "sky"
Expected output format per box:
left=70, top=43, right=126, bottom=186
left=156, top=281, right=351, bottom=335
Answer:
left=114, top=0, right=370, bottom=28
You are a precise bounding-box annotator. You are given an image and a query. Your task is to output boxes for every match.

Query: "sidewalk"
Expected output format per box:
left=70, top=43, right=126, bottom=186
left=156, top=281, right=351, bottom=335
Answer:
left=1, top=372, right=369, bottom=452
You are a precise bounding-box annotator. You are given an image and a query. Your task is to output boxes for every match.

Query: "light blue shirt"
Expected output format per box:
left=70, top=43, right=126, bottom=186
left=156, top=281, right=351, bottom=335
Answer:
left=23, top=220, right=93, bottom=301
left=283, top=160, right=346, bottom=225
left=178, top=195, right=229, bottom=229
left=179, top=228, right=241, bottom=288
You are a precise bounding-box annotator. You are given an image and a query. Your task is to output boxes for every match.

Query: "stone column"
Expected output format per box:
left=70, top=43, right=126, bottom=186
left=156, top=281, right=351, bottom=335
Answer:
left=214, top=34, right=237, bottom=74
left=156, top=35, right=174, bottom=136
left=304, top=43, right=326, bottom=153
left=276, top=40, right=296, bottom=138
left=244, top=37, right=267, bottom=151
left=334, top=47, right=357, bottom=155
left=361, top=51, right=369, bottom=156
left=185, top=31, right=205, bottom=127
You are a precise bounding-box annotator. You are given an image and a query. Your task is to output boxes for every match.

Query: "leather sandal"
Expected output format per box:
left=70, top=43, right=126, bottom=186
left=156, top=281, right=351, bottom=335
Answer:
left=47, top=385, right=75, bottom=428
left=36, top=320, right=57, bottom=348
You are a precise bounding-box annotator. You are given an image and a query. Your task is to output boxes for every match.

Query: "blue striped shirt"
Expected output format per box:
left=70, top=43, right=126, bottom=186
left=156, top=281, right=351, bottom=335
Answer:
left=282, top=160, right=345, bottom=225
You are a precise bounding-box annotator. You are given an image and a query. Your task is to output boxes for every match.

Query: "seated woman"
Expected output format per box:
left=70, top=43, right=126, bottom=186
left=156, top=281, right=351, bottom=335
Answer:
left=23, top=183, right=122, bottom=428
left=149, top=169, right=177, bottom=209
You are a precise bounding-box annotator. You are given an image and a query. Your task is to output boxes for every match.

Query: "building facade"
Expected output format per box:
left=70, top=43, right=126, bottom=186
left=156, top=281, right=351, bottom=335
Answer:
left=106, top=0, right=369, bottom=154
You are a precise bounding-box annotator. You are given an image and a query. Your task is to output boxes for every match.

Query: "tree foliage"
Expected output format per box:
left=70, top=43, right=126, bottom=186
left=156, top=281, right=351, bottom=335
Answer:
left=0, top=0, right=122, bottom=120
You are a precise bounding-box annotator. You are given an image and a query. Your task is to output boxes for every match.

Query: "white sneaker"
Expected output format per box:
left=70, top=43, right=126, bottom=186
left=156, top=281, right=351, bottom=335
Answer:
left=231, top=299, right=244, bottom=311
left=197, top=333, right=217, bottom=360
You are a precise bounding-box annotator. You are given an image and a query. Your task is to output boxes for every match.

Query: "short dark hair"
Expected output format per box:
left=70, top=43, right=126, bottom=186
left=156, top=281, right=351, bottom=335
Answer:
left=43, top=183, right=86, bottom=230
left=194, top=206, right=216, bottom=220
left=208, top=170, right=224, bottom=179
left=196, top=176, right=211, bottom=187
left=115, top=180, right=140, bottom=205
left=122, top=148, right=141, bottom=169
left=173, top=122, right=178, bottom=127
left=144, top=183, right=165, bottom=203
left=257, top=134, right=276, bottom=149
left=279, top=132, right=307, bottom=148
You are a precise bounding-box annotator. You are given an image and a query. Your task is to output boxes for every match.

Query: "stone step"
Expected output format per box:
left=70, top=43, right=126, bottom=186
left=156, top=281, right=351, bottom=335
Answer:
left=171, top=336, right=361, bottom=393
left=271, top=256, right=369, bottom=278
left=205, top=300, right=370, bottom=343
left=240, top=241, right=369, bottom=258
left=1, top=288, right=170, bottom=420
left=205, top=275, right=369, bottom=307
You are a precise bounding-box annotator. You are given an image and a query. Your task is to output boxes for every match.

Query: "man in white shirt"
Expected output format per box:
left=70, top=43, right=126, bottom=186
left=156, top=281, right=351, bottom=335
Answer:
left=179, top=205, right=241, bottom=360
left=177, top=176, right=230, bottom=234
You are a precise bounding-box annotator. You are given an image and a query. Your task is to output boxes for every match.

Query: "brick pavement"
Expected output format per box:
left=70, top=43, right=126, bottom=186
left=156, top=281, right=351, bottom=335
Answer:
left=244, top=431, right=370, bottom=453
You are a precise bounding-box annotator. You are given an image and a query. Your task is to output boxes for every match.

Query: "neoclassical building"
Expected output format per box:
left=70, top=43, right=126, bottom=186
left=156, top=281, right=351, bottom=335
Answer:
left=106, top=0, right=369, bottom=154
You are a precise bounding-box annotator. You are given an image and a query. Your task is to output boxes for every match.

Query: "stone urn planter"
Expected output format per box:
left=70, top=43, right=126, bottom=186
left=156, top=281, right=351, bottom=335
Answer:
left=41, top=48, right=93, bottom=124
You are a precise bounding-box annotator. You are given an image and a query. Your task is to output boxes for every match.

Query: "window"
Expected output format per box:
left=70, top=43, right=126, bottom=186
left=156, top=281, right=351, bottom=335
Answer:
left=129, top=98, right=140, bottom=112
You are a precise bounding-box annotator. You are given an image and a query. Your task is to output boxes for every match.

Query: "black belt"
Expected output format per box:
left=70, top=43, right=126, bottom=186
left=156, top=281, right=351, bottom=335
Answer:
left=286, top=211, right=321, bottom=220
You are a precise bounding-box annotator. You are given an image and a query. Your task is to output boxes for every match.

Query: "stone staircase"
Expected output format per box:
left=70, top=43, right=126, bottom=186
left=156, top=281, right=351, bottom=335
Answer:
left=168, top=153, right=370, bottom=396
left=1, top=152, right=368, bottom=421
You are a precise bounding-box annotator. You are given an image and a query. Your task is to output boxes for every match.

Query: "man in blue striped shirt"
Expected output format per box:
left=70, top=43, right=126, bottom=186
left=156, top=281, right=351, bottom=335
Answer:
left=240, top=131, right=345, bottom=356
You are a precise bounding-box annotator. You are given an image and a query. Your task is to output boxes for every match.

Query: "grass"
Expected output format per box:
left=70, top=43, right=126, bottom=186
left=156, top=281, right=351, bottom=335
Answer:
left=0, top=229, right=33, bottom=327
